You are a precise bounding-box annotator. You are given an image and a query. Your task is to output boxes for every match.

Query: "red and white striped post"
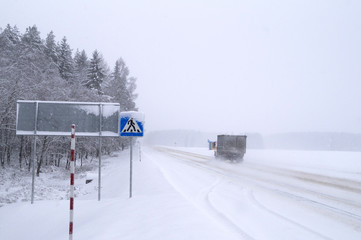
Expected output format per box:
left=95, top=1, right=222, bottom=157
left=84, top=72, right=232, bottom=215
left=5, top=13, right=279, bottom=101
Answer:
left=69, top=124, right=75, bottom=240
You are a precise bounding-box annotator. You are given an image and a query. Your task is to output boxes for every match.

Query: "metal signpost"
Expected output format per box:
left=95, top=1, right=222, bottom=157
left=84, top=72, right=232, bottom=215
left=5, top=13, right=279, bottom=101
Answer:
left=120, top=111, right=144, bottom=198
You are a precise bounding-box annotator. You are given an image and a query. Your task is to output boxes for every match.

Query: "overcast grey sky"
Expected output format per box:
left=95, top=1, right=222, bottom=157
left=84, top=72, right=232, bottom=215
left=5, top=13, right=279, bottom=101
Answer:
left=2, top=0, right=361, bottom=134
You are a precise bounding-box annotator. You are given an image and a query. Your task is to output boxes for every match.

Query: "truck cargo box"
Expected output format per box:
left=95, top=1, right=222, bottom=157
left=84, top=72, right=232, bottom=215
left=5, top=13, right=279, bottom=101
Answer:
left=215, top=135, right=247, bottom=161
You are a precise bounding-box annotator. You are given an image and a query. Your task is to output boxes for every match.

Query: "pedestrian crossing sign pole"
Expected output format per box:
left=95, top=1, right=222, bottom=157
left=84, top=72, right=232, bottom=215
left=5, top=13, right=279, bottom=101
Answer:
left=120, top=111, right=144, bottom=198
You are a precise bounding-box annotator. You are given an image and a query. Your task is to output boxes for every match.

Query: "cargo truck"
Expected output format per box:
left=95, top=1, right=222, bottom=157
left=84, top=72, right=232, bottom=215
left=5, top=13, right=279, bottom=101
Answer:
left=215, top=135, right=247, bottom=161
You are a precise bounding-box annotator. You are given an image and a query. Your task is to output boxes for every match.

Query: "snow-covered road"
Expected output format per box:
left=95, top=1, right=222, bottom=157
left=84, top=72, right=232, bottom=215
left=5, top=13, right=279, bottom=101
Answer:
left=149, top=147, right=361, bottom=240
left=0, top=146, right=360, bottom=240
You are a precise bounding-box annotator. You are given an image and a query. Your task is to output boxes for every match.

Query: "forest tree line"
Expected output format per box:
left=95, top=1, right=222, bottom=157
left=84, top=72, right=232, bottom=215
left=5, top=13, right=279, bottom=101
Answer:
left=0, top=24, right=138, bottom=174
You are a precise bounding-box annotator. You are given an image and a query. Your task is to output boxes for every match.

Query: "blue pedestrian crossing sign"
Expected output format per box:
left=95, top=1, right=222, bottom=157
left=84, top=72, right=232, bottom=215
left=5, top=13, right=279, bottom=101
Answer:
left=120, top=111, right=144, bottom=137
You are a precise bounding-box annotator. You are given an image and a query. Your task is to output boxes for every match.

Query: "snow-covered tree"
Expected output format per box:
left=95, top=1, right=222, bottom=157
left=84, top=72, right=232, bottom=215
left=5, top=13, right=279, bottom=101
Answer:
left=57, top=37, right=74, bottom=82
left=105, top=58, right=137, bottom=111
left=74, top=49, right=89, bottom=86
left=86, top=50, right=106, bottom=95
left=21, top=25, right=43, bottom=50
left=44, top=31, right=58, bottom=64
left=1, top=24, right=20, bottom=46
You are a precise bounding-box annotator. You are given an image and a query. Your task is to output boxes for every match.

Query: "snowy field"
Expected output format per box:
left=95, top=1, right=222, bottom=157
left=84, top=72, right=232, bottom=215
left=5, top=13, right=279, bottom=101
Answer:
left=1, top=146, right=361, bottom=240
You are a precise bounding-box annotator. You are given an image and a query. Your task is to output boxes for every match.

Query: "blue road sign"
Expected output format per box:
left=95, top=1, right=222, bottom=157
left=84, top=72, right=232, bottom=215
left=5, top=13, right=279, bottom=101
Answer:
left=120, top=112, right=144, bottom=137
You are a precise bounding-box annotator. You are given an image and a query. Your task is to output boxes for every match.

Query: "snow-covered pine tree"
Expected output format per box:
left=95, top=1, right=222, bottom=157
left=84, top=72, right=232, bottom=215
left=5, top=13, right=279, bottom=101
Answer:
left=108, top=58, right=128, bottom=109
left=105, top=58, right=137, bottom=111
left=86, top=50, right=106, bottom=95
left=57, top=37, right=74, bottom=82
left=44, top=31, right=59, bottom=65
left=74, top=49, right=89, bottom=86
left=1, top=24, right=20, bottom=46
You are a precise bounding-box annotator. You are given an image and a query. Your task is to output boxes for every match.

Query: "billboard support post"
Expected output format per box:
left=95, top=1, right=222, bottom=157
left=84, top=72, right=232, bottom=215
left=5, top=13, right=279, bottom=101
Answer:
left=31, top=101, right=39, bottom=204
left=98, top=104, right=102, bottom=201
left=31, top=136, right=36, bottom=204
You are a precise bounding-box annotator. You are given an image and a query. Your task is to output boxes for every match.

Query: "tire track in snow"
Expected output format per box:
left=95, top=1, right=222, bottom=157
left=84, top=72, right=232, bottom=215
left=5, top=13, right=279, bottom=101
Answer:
left=196, top=178, right=255, bottom=240
left=247, top=190, right=333, bottom=240
left=151, top=148, right=255, bottom=240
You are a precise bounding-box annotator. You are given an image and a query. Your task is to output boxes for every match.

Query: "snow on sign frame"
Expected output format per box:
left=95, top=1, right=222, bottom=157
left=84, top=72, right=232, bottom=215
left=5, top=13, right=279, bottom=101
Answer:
left=16, top=100, right=120, bottom=137
left=120, top=111, right=144, bottom=137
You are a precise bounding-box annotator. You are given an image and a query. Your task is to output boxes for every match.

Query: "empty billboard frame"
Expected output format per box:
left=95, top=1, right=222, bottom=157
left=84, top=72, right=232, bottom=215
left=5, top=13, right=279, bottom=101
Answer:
left=16, top=100, right=121, bottom=204
left=16, top=100, right=120, bottom=136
